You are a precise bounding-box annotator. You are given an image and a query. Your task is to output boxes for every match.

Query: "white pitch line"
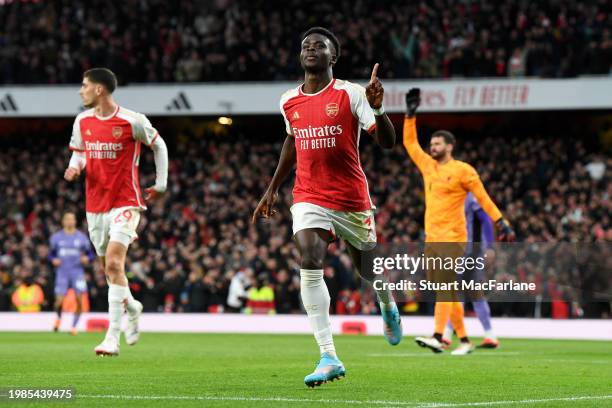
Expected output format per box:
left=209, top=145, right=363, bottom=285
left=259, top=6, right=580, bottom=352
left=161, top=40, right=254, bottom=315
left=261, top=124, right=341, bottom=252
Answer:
left=415, top=395, right=612, bottom=407
left=78, top=394, right=612, bottom=407
left=366, top=352, right=522, bottom=357
left=79, top=394, right=416, bottom=406
left=539, top=358, right=610, bottom=365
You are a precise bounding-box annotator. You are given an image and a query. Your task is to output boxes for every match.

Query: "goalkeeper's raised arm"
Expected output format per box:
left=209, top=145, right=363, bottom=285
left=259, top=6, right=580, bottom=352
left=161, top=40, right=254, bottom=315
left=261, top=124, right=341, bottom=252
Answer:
left=402, top=88, right=434, bottom=172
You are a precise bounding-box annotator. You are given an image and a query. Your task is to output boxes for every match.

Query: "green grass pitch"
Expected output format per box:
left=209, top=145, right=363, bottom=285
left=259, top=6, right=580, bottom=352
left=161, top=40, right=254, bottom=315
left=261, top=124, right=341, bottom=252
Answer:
left=1, top=332, right=611, bottom=407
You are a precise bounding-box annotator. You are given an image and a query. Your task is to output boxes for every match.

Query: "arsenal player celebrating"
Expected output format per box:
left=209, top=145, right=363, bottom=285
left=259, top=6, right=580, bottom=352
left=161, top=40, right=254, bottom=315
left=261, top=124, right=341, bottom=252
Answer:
left=64, top=68, right=168, bottom=356
left=253, top=27, right=401, bottom=387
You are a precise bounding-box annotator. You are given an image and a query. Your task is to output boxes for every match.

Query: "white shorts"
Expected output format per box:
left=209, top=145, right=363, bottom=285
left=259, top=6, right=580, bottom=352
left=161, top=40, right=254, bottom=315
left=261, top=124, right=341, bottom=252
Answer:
left=86, top=206, right=141, bottom=257
left=290, top=202, right=377, bottom=251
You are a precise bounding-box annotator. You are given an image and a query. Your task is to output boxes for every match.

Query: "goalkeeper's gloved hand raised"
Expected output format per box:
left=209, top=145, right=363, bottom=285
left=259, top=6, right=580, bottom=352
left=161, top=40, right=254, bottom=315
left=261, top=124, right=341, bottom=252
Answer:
left=495, top=218, right=516, bottom=242
left=405, top=88, right=421, bottom=117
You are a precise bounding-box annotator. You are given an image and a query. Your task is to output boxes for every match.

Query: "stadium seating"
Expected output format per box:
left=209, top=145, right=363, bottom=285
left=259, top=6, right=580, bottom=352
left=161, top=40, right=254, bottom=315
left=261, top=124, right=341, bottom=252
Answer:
left=0, top=0, right=610, bottom=84
left=0, top=130, right=608, bottom=316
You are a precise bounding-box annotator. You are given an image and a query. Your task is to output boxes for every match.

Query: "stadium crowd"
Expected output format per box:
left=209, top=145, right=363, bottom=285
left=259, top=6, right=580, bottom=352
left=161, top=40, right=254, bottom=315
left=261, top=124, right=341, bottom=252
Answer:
left=0, top=125, right=609, bottom=317
left=0, top=0, right=610, bottom=84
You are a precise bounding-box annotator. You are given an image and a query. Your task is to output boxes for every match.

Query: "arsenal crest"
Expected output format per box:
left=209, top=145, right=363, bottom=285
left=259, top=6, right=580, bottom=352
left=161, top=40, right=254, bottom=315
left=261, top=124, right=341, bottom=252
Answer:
left=325, top=103, right=339, bottom=118
left=112, top=126, right=123, bottom=138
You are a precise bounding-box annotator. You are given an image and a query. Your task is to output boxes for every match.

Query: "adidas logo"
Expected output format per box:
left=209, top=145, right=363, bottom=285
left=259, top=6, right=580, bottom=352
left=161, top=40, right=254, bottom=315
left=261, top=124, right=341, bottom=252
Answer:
left=166, top=92, right=192, bottom=111
left=0, top=93, right=18, bottom=112
left=292, top=111, right=300, bottom=120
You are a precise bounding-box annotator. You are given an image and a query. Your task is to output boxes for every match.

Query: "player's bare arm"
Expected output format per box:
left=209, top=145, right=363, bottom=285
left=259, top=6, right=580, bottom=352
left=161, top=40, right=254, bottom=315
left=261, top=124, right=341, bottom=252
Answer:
left=365, top=63, right=395, bottom=149
left=252, top=135, right=296, bottom=223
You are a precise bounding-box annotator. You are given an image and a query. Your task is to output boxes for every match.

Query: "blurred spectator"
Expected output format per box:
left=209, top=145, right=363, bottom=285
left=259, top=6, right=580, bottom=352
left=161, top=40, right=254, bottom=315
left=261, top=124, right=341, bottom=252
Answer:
left=245, top=273, right=275, bottom=315
left=11, top=274, right=44, bottom=312
left=585, top=154, right=606, bottom=181
left=0, top=120, right=609, bottom=317
left=227, top=269, right=253, bottom=312
left=140, top=277, right=161, bottom=312
left=0, top=0, right=611, bottom=84
left=508, top=48, right=526, bottom=77
left=274, top=269, right=300, bottom=314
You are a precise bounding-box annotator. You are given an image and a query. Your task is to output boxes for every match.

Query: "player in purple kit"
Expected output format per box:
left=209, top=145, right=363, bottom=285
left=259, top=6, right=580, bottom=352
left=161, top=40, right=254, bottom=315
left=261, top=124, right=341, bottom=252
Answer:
left=443, top=192, right=499, bottom=348
left=49, top=212, right=95, bottom=335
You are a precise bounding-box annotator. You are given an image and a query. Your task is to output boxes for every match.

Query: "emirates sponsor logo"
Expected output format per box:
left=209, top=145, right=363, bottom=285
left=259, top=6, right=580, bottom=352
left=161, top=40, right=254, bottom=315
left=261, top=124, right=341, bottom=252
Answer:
left=292, top=124, right=343, bottom=139
left=325, top=103, right=339, bottom=118
left=85, top=141, right=124, bottom=159
left=293, top=124, right=342, bottom=151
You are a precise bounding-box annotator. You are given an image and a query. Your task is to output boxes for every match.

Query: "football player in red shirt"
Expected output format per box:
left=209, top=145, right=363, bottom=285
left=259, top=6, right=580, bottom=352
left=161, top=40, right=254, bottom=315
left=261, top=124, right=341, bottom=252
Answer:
left=64, top=68, right=168, bottom=356
left=253, top=27, right=400, bottom=387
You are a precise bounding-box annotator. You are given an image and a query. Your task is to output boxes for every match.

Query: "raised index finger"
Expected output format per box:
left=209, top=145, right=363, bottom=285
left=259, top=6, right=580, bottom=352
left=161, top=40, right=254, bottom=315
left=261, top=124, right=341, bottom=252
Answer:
left=370, top=63, right=379, bottom=83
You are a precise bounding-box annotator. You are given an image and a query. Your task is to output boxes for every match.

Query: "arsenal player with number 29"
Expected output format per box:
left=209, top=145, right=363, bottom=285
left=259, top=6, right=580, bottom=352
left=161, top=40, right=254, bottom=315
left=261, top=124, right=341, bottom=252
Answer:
left=253, top=27, right=401, bottom=387
left=64, top=68, right=168, bottom=356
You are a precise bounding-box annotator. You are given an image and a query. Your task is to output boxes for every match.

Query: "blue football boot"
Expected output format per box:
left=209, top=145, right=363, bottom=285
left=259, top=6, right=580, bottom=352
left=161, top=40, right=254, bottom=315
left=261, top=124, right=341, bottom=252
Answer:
left=381, top=302, right=403, bottom=345
left=304, top=353, right=346, bottom=388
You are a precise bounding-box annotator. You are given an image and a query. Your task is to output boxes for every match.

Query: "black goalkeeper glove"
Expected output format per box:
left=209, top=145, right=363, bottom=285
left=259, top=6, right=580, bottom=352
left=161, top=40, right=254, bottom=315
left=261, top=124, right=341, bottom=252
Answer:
left=495, top=218, right=516, bottom=242
left=405, top=88, right=421, bottom=117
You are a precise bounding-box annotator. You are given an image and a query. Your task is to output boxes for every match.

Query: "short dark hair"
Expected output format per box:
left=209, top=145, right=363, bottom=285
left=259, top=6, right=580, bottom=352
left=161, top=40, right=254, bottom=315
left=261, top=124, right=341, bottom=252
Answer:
left=302, top=27, right=341, bottom=59
left=83, top=68, right=117, bottom=94
left=432, top=130, right=456, bottom=146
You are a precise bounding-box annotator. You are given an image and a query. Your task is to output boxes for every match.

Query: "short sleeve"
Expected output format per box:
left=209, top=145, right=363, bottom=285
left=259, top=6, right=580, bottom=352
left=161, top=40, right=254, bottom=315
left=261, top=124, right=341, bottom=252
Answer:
left=349, top=83, right=376, bottom=134
left=69, top=118, right=84, bottom=151
left=133, top=114, right=160, bottom=146
left=280, top=100, right=293, bottom=136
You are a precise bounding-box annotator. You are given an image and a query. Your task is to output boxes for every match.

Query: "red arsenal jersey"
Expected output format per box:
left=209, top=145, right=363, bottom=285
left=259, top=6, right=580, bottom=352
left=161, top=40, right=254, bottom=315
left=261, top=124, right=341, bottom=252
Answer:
left=69, top=106, right=159, bottom=213
left=280, top=79, right=377, bottom=212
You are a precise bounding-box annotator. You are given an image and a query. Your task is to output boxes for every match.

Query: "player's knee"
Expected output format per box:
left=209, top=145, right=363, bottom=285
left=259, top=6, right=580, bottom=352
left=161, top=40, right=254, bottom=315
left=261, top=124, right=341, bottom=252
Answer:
left=300, top=253, right=323, bottom=270
left=105, top=257, right=124, bottom=277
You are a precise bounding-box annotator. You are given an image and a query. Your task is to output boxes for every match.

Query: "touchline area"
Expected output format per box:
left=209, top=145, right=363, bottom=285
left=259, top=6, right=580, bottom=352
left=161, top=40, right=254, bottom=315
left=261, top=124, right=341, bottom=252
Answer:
left=1, top=312, right=610, bottom=341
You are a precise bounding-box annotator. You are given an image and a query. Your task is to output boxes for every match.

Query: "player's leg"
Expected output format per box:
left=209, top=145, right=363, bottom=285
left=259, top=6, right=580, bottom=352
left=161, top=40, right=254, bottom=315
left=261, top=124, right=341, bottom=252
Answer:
left=468, top=258, right=498, bottom=348
left=472, top=298, right=498, bottom=347
left=295, top=228, right=345, bottom=387
left=53, top=271, right=69, bottom=331
left=327, top=208, right=402, bottom=345
left=345, top=243, right=402, bottom=345
left=295, top=227, right=334, bottom=357
left=290, top=203, right=344, bottom=387
left=416, top=245, right=448, bottom=352
left=72, top=291, right=82, bottom=336
left=89, top=209, right=139, bottom=356
left=99, top=255, right=142, bottom=321
left=53, top=294, right=65, bottom=332
left=447, top=244, right=474, bottom=355
left=107, top=207, right=143, bottom=347
left=70, top=274, right=87, bottom=336
left=467, top=287, right=498, bottom=348
left=94, top=241, right=129, bottom=356
left=416, top=244, right=467, bottom=353
left=442, top=319, right=454, bottom=348
left=449, top=301, right=474, bottom=354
